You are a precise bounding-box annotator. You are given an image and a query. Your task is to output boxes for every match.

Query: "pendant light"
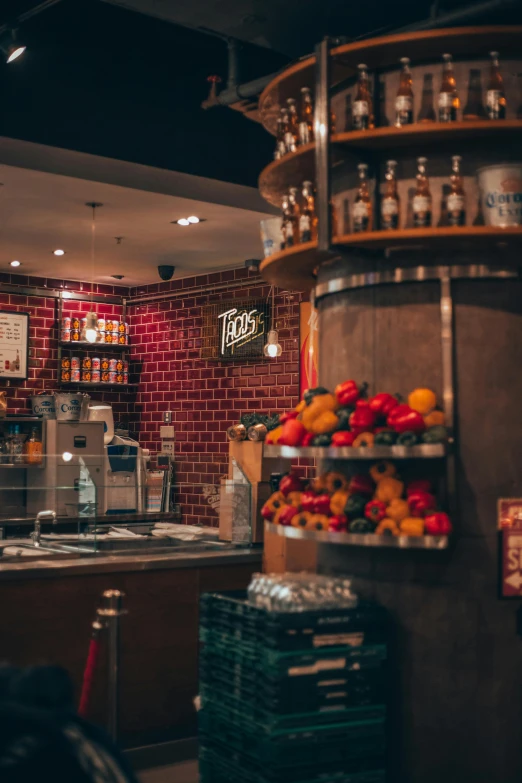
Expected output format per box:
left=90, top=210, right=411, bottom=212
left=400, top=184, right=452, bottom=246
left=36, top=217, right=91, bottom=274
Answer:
left=84, top=202, right=103, bottom=343
left=264, top=286, right=282, bottom=358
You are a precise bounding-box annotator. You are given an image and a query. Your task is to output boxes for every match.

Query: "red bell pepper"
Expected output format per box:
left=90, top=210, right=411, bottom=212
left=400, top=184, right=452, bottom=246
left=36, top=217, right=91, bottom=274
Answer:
left=261, top=503, right=275, bottom=521
left=349, top=402, right=377, bottom=436
left=300, top=490, right=317, bottom=513
left=279, top=474, right=304, bottom=497
left=302, top=432, right=315, bottom=447
left=328, top=514, right=348, bottom=532
left=279, top=411, right=299, bottom=424
left=424, top=512, right=452, bottom=535
left=335, top=379, right=367, bottom=407
left=406, top=479, right=432, bottom=496
left=281, top=418, right=306, bottom=447
left=408, top=491, right=436, bottom=517
left=348, top=474, right=374, bottom=497
left=278, top=505, right=299, bottom=526
left=368, top=392, right=399, bottom=418
left=387, top=404, right=426, bottom=434
left=331, top=430, right=356, bottom=447
left=364, top=499, right=387, bottom=523
left=313, top=493, right=332, bottom=515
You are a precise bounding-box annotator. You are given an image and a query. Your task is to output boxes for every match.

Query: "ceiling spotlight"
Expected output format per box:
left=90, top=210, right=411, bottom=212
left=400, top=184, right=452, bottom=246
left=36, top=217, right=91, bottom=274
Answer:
left=187, top=216, right=200, bottom=224
left=177, top=218, right=190, bottom=226
left=53, top=249, right=66, bottom=256
left=10, top=260, right=21, bottom=267
left=0, top=30, right=26, bottom=64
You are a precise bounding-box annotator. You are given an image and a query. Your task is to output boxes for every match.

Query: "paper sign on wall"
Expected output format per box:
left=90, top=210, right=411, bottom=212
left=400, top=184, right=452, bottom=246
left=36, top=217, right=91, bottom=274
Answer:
left=0, top=311, right=29, bottom=380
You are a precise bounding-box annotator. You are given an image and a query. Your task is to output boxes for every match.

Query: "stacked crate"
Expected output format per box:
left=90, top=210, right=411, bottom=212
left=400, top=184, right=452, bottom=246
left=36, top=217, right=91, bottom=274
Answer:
left=199, top=592, right=389, bottom=783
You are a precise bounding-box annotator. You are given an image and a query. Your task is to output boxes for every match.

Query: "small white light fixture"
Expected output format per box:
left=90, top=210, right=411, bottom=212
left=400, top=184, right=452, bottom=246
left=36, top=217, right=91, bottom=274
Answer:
left=10, top=260, right=21, bottom=267
left=264, top=329, right=282, bottom=358
left=177, top=218, right=190, bottom=226
left=53, top=249, right=66, bottom=256
left=62, top=451, right=73, bottom=463
left=62, top=291, right=72, bottom=299
left=1, top=30, right=26, bottom=64
left=85, top=311, right=98, bottom=343
left=187, top=215, right=200, bottom=224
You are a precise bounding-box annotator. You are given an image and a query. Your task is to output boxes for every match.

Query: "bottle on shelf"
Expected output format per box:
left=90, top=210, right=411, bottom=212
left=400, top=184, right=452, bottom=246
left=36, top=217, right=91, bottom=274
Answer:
left=462, top=68, right=486, bottom=121
left=381, top=160, right=400, bottom=230
left=447, top=155, right=466, bottom=227
left=438, top=53, right=459, bottom=123
left=418, top=73, right=436, bottom=123
left=280, top=191, right=299, bottom=249
left=487, top=51, right=506, bottom=120
left=0, top=434, right=8, bottom=465
left=9, top=424, right=25, bottom=464
left=300, top=181, right=318, bottom=242
left=288, top=187, right=301, bottom=243
left=25, top=427, right=43, bottom=465
left=353, top=163, right=372, bottom=233
left=274, top=115, right=286, bottom=160
left=280, top=108, right=294, bottom=155
left=299, top=87, right=314, bottom=145
left=280, top=193, right=291, bottom=250
left=285, top=98, right=299, bottom=153
left=412, top=157, right=432, bottom=228
left=395, top=57, right=414, bottom=127
left=353, top=64, right=374, bottom=131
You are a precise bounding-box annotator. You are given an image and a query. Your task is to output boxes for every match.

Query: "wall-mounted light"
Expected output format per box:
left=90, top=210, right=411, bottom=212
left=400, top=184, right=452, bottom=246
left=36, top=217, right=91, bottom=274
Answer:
left=0, top=29, right=26, bottom=64
left=85, top=311, right=98, bottom=344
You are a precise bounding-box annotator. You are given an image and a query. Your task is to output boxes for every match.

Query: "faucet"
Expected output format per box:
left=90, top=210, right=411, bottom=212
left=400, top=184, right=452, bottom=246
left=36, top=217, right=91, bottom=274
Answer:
left=32, top=509, right=57, bottom=547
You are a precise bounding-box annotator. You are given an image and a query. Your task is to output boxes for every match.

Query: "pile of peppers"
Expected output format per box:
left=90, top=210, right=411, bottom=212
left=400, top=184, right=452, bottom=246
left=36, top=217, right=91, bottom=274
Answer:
left=262, top=463, right=453, bottom=538
left=265, top=381, right=448, bottom=448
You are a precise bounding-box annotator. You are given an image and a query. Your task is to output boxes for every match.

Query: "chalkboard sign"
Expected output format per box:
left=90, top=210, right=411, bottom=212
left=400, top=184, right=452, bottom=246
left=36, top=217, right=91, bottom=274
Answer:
left=0, top=311, right=30, bottom=380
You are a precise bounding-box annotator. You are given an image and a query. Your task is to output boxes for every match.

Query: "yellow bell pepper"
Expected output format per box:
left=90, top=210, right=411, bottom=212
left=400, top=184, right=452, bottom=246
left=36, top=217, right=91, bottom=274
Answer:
left=423, top=409, right=445, bottom=428
left=353, top=432, right=375, bottom=448
left=408, top=388, right=437, bottom=415
left=266, top=425, right=283, bottom=444
left=330, top=490, right=349, bottom=516
left=301, top=394, right=338, bottom=431
left=370, top=461, right=396, bottom=483
left=400, top=517, right=425, bottom=536
left=375, top=518, right=400, bottom=536
left=386, top=498, right=409, bottom=522
left=375, top=477, right=404, bottom=503
left=311, top=410, right=339, bottom=435
left=295, top=399, right=307, bottom=414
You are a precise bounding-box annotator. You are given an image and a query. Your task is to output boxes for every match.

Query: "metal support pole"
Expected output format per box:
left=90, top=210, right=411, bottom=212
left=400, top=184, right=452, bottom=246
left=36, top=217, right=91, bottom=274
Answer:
left=97, top=589, right=126, bottom=742
left=315, top=37, right=331, bottom=254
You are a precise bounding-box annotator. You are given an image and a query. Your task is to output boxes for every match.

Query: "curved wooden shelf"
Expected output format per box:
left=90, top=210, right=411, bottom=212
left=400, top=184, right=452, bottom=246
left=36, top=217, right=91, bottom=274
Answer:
left=259, top=226, right=522, bottom=290
left=259, top=26, right=522, bottom=135
left=265, top=522, right=449, bottom=549
left=259, top=120, right=522, bottom=208
left=263, top=443, right=447, bottom=459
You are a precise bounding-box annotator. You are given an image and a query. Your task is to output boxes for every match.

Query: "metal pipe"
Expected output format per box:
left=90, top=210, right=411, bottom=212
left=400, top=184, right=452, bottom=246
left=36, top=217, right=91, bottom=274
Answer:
left=97, top=589, right=126, bottom=742
left=0, top=0, right=64, bottom=36
left=394, top=0, right=518, bottom=32
left=227, top=39, right=240, bottom=90
left=127, top=275, right=266, bottom=306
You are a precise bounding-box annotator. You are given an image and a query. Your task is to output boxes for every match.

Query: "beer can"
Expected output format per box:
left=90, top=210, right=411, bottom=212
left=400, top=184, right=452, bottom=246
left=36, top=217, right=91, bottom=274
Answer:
left=61, top=328, right=71, bottom=342
left=92, top=369, right=101, bottom=383
left=71, top=329, right=80, bottom=342
left=71, top=316, right=80, bottom=330
left=82, top=356, right=92, bottom=370
left=247, top=423, right=267, bottom=442
left=123, top=372, right=128, bottom=384
left=97, top=318, right=106, bottom=332
left=80, top=317, right=87, bottom=330
left=105, top=332, right=113, bottom=343
left=92, top=356, right=101, bottom=370
left=116, top=372, right=124, bottom=384
left=61, top=368, right=71, bottom=382
left=115, top=358, right=123, bottom=372
left=105, top=319, right=114, bottom=332
left=101, top=357, right=109, bottom=371
left=118, top=321, right=125, bottom=333
left=62, top=316, right=71, bottom=330
left=109, top=358, right=117, bottom=372
left=226, top=423, right=247, bottom=442
left=101, top=370, right=110, bottom=383
left=61, top=356, right=71, bottom=370
left=81, top=369, right=92, bottom=382
left=71, top=368, right=80, bottom=382
left=109, top=371, right=117, bottom=383
left=112, top=321, right=120, bottom=334
left=123, top=360, right=129, bottom=372
left=111, top=330, right=119, bottom=343
left=71, top=355, right=80, bottom=370
left=118, top=333, right=126, bottom=344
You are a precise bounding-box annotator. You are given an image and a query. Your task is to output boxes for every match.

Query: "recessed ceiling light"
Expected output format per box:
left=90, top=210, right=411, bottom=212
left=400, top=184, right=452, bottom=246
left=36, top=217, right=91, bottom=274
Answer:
left=187, top=216, right=200, bottom=224
left=10, top=260, right=21, bottom=267
left=53, top=249, right=66, bottom=256
left=177, top=218, right=190, bottom=226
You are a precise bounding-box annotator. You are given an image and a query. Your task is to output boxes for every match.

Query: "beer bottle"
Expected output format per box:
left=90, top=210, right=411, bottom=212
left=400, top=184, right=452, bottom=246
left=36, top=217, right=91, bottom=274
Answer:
left=288, top=187, right=301, bottom=244
left=395, top=57, right=414, bottom=127
left=412, top=157, right=432, bottom=228
left=353, top=163, right=372, bottom=233
left=418, top=73, right=436, bottom=123
left=274, top=115, right=286, bottom=160
left=353, top=64, right=374, bottom=131
left=299, top=87, right=314, bottom=145
left=280, top=193, right=291, bottom=249
left=286, top=98, right=299, bottom=152
left=381, top=160, right=400, bottom=230
left=300, top=181, right=318, bottom=242
left=447, top=155, right=466, bottom=227
left=438, top=54, right=459, bottom=123
left=487, top=51, right=506, bottom=120
left=280, top=108, right=292, bottom=156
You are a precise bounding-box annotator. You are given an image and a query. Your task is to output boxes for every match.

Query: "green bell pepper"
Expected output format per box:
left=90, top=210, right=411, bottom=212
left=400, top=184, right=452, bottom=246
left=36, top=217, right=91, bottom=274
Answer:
left=374, top=430, right=397, bottom=446
left=344, top=493, right=367, bottom=520
left=396, top=430, right=418, bottom=447
left=304, top=386, right=330, bottom=406
left=421, top=425, right=448, bottom=444
left=311, top=434, right=332, bottom=447
left=336, top=407, right=354, bottom=431
left=349, top=518, right=374, bottom=533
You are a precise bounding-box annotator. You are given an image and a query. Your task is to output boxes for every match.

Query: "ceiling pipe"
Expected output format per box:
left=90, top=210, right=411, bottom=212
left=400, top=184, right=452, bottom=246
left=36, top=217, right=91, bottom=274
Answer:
left=205, top=0, right=519, bottom=109
left=0, top=0, right=64, bottom=36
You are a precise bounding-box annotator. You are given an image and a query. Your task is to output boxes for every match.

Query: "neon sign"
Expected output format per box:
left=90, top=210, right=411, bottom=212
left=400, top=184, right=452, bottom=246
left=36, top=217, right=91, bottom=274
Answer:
left=217, top=306, right=266, bottom=359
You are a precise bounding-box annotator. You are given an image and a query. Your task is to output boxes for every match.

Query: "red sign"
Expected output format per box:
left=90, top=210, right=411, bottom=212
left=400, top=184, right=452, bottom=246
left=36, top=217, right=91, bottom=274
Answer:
left=498, top=498, right=522, bottom=530
left=502, top=529, right=522, bottom=597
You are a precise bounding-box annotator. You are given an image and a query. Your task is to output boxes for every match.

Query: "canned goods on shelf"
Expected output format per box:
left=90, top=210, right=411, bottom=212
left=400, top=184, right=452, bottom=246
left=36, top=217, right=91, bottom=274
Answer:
left=61, top=328, right=71, bottom=342
left=71, top=368, right=80, bottom=382
left=123, top=372, right=128, bottom=384
left=111, top=331, right=119, bottom=343
left=81, top=369, right=92, bottom=382
left=123, top=360, right=129, bottom=372
left=61, top=368, right=71, bottom=382
left=71, top=356, right=80, bottom=370
left=112, top=321, right=120, bottom=333
left=97, top=318, right=106, bottom=332
left=105, top=332, right=113, bottom=344
left=118, top=333, right=126, bottom=344
left=92, top=356, right=101, bottom=370
left=71, top=329, right=80, bottom=341
left=101, top=370, right=110, bottom=383
left=125, top=322, right=130, bottom=336
left=71, top=317, right=80, bottom=330
left=62, top=316, right=71, bottom=330
left=106, top=320, right=114, bottom=332
left=92, top=369, right=101, bottom=383
left=109, top=358, right=117, bottom=372
left=61, top=356, right=71, bottom=369
left=101, top=357, right=109, bottom=371
left=116, top=372, right=124, bottom=384
left=116, top=358, right=123, bottom=372
left=109, top=371, right=117, bottom=383
left=118, top=321, right=125, bottom=333
left=82, top=356, right=92, bottom=370
left=80, top=317, right=87, bottom=329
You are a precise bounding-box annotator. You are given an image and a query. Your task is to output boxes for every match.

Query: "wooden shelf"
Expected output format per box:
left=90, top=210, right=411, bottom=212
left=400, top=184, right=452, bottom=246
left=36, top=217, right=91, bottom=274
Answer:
left=264, top=443, right=447, bottom=459
left=265, top=522, right=449, bottom=549
left=259, top=226, right=522, bottom=290
left=259, top=120, right=522, bottom=208
left=60, top=342, right=129, bottom=351
left=58, top=383, right=138, bottom=390
left=259, top=26, right=522, bottom=135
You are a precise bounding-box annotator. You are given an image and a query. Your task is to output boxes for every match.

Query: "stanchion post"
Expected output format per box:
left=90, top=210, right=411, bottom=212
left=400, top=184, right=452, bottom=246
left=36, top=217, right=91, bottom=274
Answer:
left=97, top=589, right=126, bottom=742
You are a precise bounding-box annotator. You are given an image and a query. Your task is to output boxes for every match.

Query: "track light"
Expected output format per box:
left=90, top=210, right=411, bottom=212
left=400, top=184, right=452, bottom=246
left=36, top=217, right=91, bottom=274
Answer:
left=0, top=30, right=26, bottom=64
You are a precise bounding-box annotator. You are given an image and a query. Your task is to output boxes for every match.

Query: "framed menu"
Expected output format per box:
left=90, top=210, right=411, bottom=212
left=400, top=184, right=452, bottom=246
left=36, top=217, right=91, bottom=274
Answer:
left=0, top=311, right=29, bottom=380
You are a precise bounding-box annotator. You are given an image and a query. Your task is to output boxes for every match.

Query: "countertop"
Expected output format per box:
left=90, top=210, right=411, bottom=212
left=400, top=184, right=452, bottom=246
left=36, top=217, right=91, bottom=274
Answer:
left=0, top=543, right=262, bottom=581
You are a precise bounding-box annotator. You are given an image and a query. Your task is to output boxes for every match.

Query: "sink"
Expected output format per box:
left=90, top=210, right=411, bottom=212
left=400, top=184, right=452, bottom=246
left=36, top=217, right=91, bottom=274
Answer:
left=0, top=538, right=232, bottom=560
